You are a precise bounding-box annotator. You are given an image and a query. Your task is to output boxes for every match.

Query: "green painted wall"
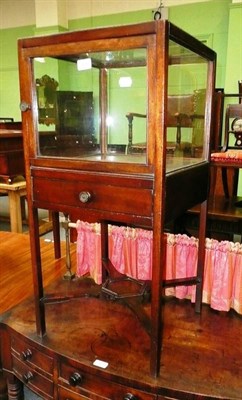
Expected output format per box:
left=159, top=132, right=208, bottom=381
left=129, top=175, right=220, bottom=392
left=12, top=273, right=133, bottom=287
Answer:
left=1, top=1, right=241, bottom=195
left=225, top=3, right=242, bottom=194
left=0, top=25, right=35, bottom=119
left=0, top=25, right=66, bottom=121
left=225, top=4, right=242, bottom=92
left=168, top=0, right=230, bottom=90
left=68, top=1, right=230, bottom=90
left=0, top=2, right=231, bottom=121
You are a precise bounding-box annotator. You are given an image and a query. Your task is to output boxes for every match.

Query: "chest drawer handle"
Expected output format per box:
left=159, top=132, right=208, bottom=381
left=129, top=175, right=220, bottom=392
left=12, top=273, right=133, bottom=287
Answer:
left=23, top=371, right=34, bottom=384
left=79, top=191, right=91, bottom=203
left=21, top=349, right=32, bottom=361
left=69, top=372, right=83, bottom=387
left=123, top=394, right=138, bottom=400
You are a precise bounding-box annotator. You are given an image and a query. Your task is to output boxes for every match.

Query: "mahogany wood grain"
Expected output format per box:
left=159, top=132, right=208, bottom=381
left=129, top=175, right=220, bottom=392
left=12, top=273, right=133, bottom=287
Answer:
left=1, top=279, right=242, bottom=399
left=0, top=232, right=241, bottom=399
left=183, top=195, right=242, bottom=240
left=16, top=19, right=217, bottom=387
left=188, top=195, right=242, bottom=221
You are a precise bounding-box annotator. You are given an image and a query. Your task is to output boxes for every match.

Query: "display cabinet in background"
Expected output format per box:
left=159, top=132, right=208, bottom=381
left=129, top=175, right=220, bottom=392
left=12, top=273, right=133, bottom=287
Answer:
left=1, top=20, right=217, bottom=399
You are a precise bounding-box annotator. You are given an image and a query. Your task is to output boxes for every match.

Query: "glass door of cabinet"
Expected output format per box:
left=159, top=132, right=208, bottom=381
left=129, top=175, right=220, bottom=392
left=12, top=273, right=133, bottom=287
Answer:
left=34, top=45, right=150, bottom=165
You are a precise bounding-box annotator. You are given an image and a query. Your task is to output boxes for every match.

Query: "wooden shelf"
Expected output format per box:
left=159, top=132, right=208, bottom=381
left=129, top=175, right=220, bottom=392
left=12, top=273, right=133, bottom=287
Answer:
left=183, top=195, right=242, bottom=240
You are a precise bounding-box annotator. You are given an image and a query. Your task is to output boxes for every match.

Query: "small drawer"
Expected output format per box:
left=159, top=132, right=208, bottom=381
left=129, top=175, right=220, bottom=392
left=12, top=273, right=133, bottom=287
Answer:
left=32, top=176, right=153, bottom=218
left=11, top=335, right=54, bottom=376
left=59, top=361, right=156, bottom=400
left=12, top=356, right=54, bottom=399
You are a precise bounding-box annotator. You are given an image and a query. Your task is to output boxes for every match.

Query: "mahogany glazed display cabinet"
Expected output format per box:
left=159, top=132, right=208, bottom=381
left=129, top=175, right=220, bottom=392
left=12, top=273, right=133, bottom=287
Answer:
left=0, top=20, right=217, bottom=399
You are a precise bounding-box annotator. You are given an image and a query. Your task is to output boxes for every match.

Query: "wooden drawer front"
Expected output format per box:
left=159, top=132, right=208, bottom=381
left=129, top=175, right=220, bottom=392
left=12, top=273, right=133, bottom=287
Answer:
left=32, top=176, right=153, bottom=217
left=11, top=336, right=54, bottom=376
left=58, top=385, right=98, bottom=400
left=158, top=397, right=177, bottom=400
left=59, top=362, right=156, bottom=400
left=12, top=356, right=54, bottom=399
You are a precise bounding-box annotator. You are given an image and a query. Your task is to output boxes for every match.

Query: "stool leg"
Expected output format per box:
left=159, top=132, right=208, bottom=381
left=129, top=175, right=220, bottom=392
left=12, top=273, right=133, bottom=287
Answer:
left=221, top=167, right=229, bottom=198
left=209, top=165, right=217, bottom=198
left=20, top=196, right=26, bottom=221
left=8, top=191, right=22, bottom=233
left=232, top=169, right=239, bottom=197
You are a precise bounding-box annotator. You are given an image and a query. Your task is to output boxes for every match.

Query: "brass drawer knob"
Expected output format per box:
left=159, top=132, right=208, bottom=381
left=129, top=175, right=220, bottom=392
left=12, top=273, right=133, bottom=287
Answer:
left=79, top=191, right=91, bottom=203
left=21, top=349, right=32, bottom=361
left=69, top=371, right=83, bottom=387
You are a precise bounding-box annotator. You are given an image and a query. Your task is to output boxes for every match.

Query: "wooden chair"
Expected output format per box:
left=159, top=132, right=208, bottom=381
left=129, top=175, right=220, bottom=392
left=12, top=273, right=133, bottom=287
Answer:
left=211, top=103, right=242, bottom=198
left=126, top=94, right=196, bottom=155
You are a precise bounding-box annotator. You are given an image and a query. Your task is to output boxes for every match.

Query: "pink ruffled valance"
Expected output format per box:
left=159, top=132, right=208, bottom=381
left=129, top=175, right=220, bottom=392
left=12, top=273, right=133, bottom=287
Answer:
left=76, top=221, right=242, bottom=314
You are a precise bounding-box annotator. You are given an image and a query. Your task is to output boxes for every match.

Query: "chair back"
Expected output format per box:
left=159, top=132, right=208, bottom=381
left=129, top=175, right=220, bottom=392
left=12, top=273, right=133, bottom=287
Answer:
left=222, top=103, right=242, bottom=151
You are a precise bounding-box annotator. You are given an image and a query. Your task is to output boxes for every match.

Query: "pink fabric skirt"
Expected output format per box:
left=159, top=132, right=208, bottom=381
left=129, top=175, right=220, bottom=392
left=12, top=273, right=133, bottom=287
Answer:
left=76, top=221, right=242, bottom=314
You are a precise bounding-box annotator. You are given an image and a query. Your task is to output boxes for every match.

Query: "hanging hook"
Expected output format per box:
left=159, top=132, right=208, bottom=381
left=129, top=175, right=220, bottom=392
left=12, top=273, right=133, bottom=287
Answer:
left=152, top=1, right=164, bottom=20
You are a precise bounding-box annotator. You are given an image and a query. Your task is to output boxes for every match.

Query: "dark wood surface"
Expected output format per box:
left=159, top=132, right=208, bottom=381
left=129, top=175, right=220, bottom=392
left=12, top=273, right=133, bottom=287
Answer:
left=0, top=126, right=24, bottom=183
left=1, top=278, right=242, bottom=399
left=0, top=233, right=241, bottom=399
left=183, top=195, right=242, bottom=240
left=17, top=20, right=216, bottom=379
left=188, top=195, right=242, bottom=220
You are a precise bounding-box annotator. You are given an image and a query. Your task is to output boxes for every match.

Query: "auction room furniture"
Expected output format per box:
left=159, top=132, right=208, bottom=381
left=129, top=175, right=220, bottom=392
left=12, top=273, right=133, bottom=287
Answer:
left=183, top=194, right=242, bottom=241
left=0, top=20, right=218, bottom=399
left=0, top=123, right=59, bottom=235
left=125, top=92, right=202, bottom=155
left=0, top=231, right=76, bottom=400
left=0, top=180, right=26, bottom=233
left=182, top=90, right=242, bottom=241
left=0, top=123, right=24, bottom=183
left=211, top=102, right=242, bottom=198
left=0, top=124, right=26, bottom=234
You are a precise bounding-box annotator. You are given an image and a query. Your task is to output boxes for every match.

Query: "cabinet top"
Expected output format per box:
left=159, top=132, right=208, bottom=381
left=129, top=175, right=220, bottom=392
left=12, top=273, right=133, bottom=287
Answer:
left=18, top=19, right=216, bottom=176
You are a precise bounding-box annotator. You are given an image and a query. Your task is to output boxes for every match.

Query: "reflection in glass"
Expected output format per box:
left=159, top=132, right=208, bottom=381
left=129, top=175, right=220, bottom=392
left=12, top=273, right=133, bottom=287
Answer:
left=166, top=40, right=208, bottom=171
left=34, top=48, right=148, bottom=163
left=34, top=39, right=209, bottom=171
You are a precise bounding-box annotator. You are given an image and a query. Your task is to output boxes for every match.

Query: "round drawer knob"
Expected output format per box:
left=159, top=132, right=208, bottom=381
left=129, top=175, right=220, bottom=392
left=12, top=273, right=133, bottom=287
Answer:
left=21, top=349, right=32, bottom=361
left=19, top=101, right=31, bottom=112
left=123, top=393, right=138, bottom=400
left=23, top=371, right=34, bottom=384
left=69, top=372, right=83, bottom=387
left=123, top=394, right=138, bottom=400
left=79, top=191, right=91, bottom=203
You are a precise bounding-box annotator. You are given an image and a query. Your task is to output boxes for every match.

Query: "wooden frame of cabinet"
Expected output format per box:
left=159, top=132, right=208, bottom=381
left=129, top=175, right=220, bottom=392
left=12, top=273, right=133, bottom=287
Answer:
left=16, top=20, right=216, bottom=379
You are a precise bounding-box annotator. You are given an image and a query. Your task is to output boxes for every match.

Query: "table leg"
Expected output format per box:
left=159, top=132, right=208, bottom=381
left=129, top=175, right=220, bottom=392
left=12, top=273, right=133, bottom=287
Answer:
left=0, top=373, right=7, bottom=400
left=7, top=375, right=23, bottom=400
